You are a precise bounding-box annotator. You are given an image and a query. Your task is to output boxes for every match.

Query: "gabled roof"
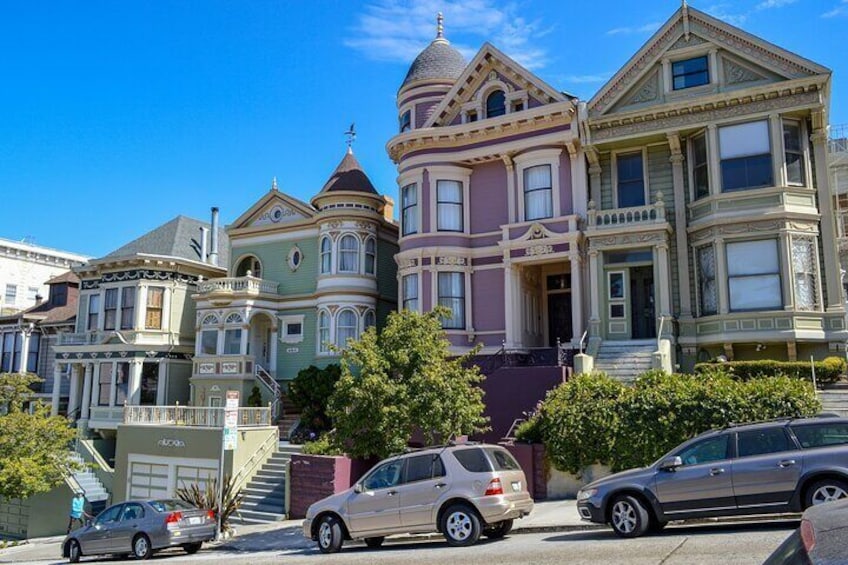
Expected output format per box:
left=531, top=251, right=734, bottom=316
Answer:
left=425, top=42, right=570, bottom=128
left=588, top=4, right=830, bottom=118
left=228, top=183, right=316, bottom=230
left=45, top=270, right=80, bottom=286
left=318, top=149, right=379, bottom=195
left=103, top=215, right=229, bottom=265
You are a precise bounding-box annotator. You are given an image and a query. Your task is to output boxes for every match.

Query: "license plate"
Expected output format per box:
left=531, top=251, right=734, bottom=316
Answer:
left=512, top=481, right=521, bottom=492
left=189, top=517, right=202, bottom=525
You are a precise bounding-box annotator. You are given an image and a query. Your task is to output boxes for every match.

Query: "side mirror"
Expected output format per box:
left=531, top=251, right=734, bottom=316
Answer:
left=354, top=483, right=364, bottom=494
left=659, top=456, right=683, bottom=471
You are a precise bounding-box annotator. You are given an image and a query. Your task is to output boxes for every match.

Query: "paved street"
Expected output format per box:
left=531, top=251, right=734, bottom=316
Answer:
left=2, top=520, right=799, bottom=565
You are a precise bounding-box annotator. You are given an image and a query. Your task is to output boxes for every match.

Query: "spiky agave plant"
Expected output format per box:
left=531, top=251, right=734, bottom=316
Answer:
left=175, top=474, right=244, bottom=533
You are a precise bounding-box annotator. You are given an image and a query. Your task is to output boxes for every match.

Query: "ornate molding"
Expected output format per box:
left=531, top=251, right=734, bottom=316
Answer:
left=437, top=256, right=467, bottom=266
left=525, top=244, right=554, bottom=257
left=81, top=270, right=197, bottom=290
left=723, top=58, right=765, bottom=85
left=627, top=70, right=660, bottom=106
left=588, top=231, right=668, bottom=251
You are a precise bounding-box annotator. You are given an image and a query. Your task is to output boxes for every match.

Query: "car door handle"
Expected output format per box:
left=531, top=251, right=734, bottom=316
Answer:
left=387, top=490, right=397, bottom=496
left=778, top=459, right=796, bottom=468
left=435, top=483, right=447, bottom=489
left=709, top=467, right=725, bottom=476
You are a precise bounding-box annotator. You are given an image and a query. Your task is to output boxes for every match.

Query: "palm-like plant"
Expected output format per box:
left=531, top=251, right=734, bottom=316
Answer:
left=175, top=474, right=244, bottom=533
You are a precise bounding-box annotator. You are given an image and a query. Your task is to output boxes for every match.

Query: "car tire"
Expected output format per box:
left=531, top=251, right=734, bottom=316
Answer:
left=483, top=519, right=513, bottom=539
left=441, top=504, right=482, bottom=547
left=364, top=536, right=385, bottom=548
left=805, top=478, right=848, bottom=508
left=182, top=542, right=203, bottom=554
left=316, top=515, right=344, bottom=554
left=132, top=533, right=153, bottom=560
left=648, top=519, right=668, bottom=533
left=610, top=495, right=649, bottom=538
left=67, top=539, right=82, bottom=563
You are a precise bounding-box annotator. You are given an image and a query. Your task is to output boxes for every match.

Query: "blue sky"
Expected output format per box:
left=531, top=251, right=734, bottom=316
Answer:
left=1, top=0, right=845, bottom=257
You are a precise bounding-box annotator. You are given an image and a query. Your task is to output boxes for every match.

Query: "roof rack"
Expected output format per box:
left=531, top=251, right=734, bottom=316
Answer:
left=721, top=416, right=797, bottom=430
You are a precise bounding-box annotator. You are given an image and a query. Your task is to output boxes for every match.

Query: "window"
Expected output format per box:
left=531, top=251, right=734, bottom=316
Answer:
left=12, top=334, right=21, bottom=373
left=792, top=237, right=818, bottom=311
left=438, top=272, right=465, bottom=329
left=87, top=294, right=100, bottom=331
left=676, top=435, right=729, bottom=466
left=364, top=238, right=376, bottom=275
left=338, top=235, right=359, bottom=273
left=513, top=101, right=524, bottom=113
left=200, top=330, right=217, bottom=354
left=727, top=240, right=782, bottom=311
left=523, top=165, right=553, bottom=220
left=467, top=110, right=477, bottom=122
left=399, top=110, right=411, bottom=133
left=145, top=287, right=164, bottom=329
left=692, top=133, right=709, bottom=199
left=616, top=152, right=645, bottom=207
left=364, top=310, right=376, bottom=331
left=120, top=503, right=145, bottom=522
left=4, top=284, right=16, bottom=304
left=139, top=363, right=158, bottom=406
left=737, top=428, right=793, bottom=457
left=114, top=362, right=129, bottom=405
left=404, top=454, right=446, bottom=483
left=672, top=56, right=709, bottom=90
left=698, top=246, right=717, bottom=315
left=98, top=363, right=112, bottom=406
left=791, top=422, right=848, bottom=448
left=1, top=333, right=12, bottom=372
left=437, top=180, right=463, bottom=232
left=26, top=333, right=39, bottom=373
left=784, top=121, right=805, bottom=185
left=50, top=283, right=67, bottom=306
left=95, top=505, right=123, bottom=526
left=363, top=459, right=403, bottom=490
left=401, top=184, right=418, bottom=236
left=720, top=121, right=773, bottom=192
left=336, top=309, right=358, bottom=348
left=453, top=448, right=494, bottom=473
left=104, top=288, right=118, bottom=331
left=486, top=90, right=506, bottom=118
left=320, top=237, right=332, bottom=274
left=223, top=328, right=242, bottom=354
left=120, top=287, right=136, bottom=330
left=485, top=448, right=521, bottom=471
left=235, top=256, right=262, bottom=278
left=287, top=323, right=302, bottom=336
left=280, top=315, right=305, bottom=343
left=27, top=287, right=38, bottom=301
left=402, top=275, right=418, bottom=312
left=318, top=311, right=330, bottom=353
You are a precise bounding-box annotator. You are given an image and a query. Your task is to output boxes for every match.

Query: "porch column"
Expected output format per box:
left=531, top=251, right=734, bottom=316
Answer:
left=67, top=364, right=81, bottom=419
left=156, top=362, right=167, bottom=404
left=504, top=263, right=518, bottom=348
left=109, top=362, right=118, bottom=407
left=668, top=136, right=692, bottom=318
left=128, top=359, right=143, bottom=405
left=80, top=363, right=93, bottom=420
left=51, top=363, right=63, bottom=416
left=269, top=328, right=278, bottom=373
left=715, top=238, right=729, bottom=315
left=811, top=121, right=844, bottom=309
left=503, top=155, right=516, bottom=224
left=568, top=143, right=588, bottom=217
left=240, top=323, right=249, bottom=355
left=588, top=249, right=601, bottom=337
left=89, top=363, right=100, bottom=411
left=19, top=327, right=31, bottom=373
left=570, top=254, right=584, bottom=346
left=588, top=165, right=602, bottom=211
left=655, top=242, right=673, bottom=335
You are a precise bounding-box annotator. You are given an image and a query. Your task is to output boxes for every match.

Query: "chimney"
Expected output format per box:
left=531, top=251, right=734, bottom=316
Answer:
left=382, top=195, right=395, bottom=223
left=200, top=227, right=209, bottom=264
left=209, top=207, right=219, bottom=266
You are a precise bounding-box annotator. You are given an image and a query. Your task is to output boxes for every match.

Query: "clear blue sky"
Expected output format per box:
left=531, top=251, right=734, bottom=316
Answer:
left=1, top=0, right=845, bottom=257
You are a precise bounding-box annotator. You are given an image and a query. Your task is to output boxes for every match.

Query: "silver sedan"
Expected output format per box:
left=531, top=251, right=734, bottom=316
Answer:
left=62, top=499, right=216, bottom=562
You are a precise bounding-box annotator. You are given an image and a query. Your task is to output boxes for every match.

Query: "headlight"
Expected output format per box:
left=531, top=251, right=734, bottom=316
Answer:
left=577, top=488, right=598, bottom=501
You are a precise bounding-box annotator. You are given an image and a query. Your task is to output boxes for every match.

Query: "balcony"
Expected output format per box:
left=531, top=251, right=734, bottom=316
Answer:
left=124, top=405, right=271, bottom=427
left=88, top=406, right=126, bottom=429
left=195, top=276, right=279, bottom=306
left=586, top=195, right=667, bottom=233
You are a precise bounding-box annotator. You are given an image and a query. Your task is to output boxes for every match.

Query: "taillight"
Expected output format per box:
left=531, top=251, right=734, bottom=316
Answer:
left=800, top=519, right=816, bottom=552
left=165, top=511, right=183, bottom=528
left=207, top=510, right=215, bottom=522
left=484, top=478, right=503, bottom=496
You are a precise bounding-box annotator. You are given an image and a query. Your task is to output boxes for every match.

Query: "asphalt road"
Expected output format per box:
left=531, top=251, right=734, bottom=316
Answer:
left=4, top=520, right=801, bottom=565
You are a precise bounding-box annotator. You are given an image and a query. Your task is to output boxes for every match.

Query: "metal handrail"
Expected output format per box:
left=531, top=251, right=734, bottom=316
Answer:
left=232, top=428, right=278, bottom=492
left=579, top=330, right=588, bottom=355
left=255, top=364, right=282, bottom=421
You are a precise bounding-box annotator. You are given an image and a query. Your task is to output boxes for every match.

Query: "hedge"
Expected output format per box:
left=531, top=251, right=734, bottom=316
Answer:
left=694, top=356, right=846, bottom=385
left=520, top=370, right=821, bottom=475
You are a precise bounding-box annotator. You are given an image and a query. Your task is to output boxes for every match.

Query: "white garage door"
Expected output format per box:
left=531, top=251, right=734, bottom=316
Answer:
left=127, top=456, right=219, bottom=500
left=129, top=462, right=169, bottom=499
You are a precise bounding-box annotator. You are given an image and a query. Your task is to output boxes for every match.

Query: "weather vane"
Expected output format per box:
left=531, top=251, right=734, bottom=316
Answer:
left=344, top=123, right=356, bottom=150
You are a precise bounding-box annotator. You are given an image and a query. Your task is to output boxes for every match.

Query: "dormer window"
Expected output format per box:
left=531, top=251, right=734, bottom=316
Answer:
left=486, top=90, right=506, bottom=118
left=399, top=110, right=411, bottom=133
left=672, top=56, right=709, bottom=90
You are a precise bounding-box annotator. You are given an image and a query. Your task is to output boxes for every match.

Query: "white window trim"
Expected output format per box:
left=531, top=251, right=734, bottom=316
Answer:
left=319, top=235, right=333, bottom=275
left=790, top=234, right=822, bottom=312
left=398, top=170, right=424, bottom=236
left=694, top=244, right=717, bottom=317
left=363, top=237, right=377, bottom=276
left=431, top=268, right=472, bottom=333
left=725, top=238, right=783, bottom=313
left=780, top=117, right=810, bottom=188
left=334, top=308, right=359, bottom=349
left=401, top=272, right=421, bottom=313
left=336, top=233, right=361, bottom=274
left=514, top=148, right=562, bottom=221
left=143, top=285, right=168, bottom=331
left=611, top=148, right=649, bottom=209
left=687, top=128, right=711, bottom=202
left=716, top=118, right=773, bottom=193
left=317, top=309, right=332, bottom=355
left=279, top=314, right=305, bottom=344
left=428, top=166, right=472, bottom=235
left=662, top=47, right=717, bottom=95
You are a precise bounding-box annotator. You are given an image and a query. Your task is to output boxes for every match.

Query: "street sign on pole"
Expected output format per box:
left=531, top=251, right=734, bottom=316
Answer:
left=216, top=390, right=239, bottom=540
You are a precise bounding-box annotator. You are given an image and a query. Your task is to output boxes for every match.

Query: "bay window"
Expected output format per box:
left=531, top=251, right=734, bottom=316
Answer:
left=719, top=121, right=773, bottom=192
left=792, top=236, right=819, bottom=310
left=783, top=120, right=805, bottom=186
left=726, top=240, right=782, bottom=311
left=437, top=180, right=463, bottom=232
left=524, top=165, right=553, bottom=220
left=438, top=272, right=465, bottom=329
left=338, top=235, right=359, bottom=273
left=200, top=330, right=217, bottom=355
left=145, top=287, right=164, bottom=329
left=104, top=289, right=118, bottom=330
left=320, top=237, right=332, bottom=274
left=120, top=287, right=136, bottom=330
left=336, top=309, right=358, bottom=348
left=697, top=246, right=717, bottom=315
left=364, top=238, right=376, bottom=275
left=114, top=362, right=129, bottom=405
left=402, top=274, right=418, bottom=312
left=616, top=152, right=645, bottom=207
left=223, top=328, right=242, bottom=354
left=318, top=311, right=330, bottom=353
left=401, top=184, right=418, bottom=236
left=97, top=363, right=112, bottom=406
left=692, top=133, right=709, bottom=200
left=87, top=294, right=100, bottom=331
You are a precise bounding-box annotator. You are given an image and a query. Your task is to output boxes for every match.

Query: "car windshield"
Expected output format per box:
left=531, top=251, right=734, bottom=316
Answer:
left=149, top=499, right=195, bottom=513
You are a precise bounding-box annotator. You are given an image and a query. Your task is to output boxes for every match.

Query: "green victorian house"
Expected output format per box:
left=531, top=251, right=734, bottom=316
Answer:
left=190, top=148, right=398, bottom=413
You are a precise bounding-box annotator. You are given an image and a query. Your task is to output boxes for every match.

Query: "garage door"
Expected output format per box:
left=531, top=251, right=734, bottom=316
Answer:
left=175, top=464, right=217, bottom=493
left=126, top=456, right=219, bottom=500
left=129, top=462, right=169, bottom=499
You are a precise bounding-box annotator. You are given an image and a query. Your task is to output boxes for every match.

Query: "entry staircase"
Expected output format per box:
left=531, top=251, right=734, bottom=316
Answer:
left=593, top=340, right=655, bottom=382
left=819, top=384, right=848, bottom=417
left=277, top=393, right=301, bottom=440
left=233, top=443, right=302, bottom=525
left=68, top=452, right=110, bottom=515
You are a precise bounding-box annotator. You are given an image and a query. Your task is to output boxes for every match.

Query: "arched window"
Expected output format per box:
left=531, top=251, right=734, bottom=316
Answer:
left=236, top=256, right=262, bottom=278
left=364, top=238, right=376, bottom=275
left=338, top=235, right=359, bottom=273
left=486, top=90, right=506, bottom=118
left=336, top=309, right=358, bottom=348
left=224, top=313, right=243, bottom=324
left=318, top=311, right=330, bottom=353
left=201, top=314, right=220, bottom=326
left=223, top=313, right=243, bottom=355
left=199, top=314, right=220, bottom=355
left=320, top=237, right=332, bottom=274
left=364, top=310, right=376, bottom=331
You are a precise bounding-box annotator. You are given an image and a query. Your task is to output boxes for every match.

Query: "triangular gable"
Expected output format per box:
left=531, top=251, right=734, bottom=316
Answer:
left=589, top=5, right=830, bottom=117
left=230, top=189, right=315, bottom=230
left=425, top=42, right=568, bottom=128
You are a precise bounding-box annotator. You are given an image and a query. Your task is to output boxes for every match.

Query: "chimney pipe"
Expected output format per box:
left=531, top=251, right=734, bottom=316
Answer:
left=200, top=227, right=209, bottom=263
left=209, top=207, right=219, bottom=266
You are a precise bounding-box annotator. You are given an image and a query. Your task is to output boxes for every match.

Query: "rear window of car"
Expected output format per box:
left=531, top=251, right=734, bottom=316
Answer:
left=485, top=448, right=521, bottom=471
left=791, top=422, right=848, bottom=449
left=149, top=499, right=195, bottom=513
left=452, top=448, right=493, bottom=472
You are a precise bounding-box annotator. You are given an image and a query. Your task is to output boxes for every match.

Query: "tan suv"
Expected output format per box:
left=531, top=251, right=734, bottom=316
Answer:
left=302, top=443, right=534, bottom=553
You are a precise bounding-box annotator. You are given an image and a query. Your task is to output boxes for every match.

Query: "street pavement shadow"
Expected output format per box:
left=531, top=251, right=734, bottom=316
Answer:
left=216, top=524, right=313, bottom=553
left=543, top=520, right=800, bottom=543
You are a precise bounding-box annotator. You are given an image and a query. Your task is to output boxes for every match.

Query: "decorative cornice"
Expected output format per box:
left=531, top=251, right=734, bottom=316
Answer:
left=81, top=269, right=198, bottom=290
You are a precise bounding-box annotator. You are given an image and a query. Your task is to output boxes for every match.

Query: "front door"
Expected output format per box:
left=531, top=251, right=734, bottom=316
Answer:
left=347, top=458, right=403, bottom=535
left=547, top=293, right=573, bottom=347
left=630, top=267, right=655, bottom=339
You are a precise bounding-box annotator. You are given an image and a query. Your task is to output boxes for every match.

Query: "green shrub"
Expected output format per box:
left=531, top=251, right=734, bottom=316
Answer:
left=246, top=385, right=263, bottom=408
left=301, top=435, right=344, bottom=456
left=514, top=415, right=542, bottom=444
left=287, top=364, right=342, bottom=433
left=694, top=358, right=845, bottom=384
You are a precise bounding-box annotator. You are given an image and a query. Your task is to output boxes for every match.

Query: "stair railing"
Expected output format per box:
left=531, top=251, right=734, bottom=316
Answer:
left=254, top=364, right=282, bottom=421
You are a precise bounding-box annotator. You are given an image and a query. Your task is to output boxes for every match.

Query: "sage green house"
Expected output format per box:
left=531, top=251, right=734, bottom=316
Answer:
left=190, top=148, right=398, bottom=408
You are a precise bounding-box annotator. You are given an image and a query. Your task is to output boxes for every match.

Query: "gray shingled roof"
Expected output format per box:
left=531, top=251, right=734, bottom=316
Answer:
left=103, top=215, right=229, bottom=266
left=401, top=38, right=466, bottom=89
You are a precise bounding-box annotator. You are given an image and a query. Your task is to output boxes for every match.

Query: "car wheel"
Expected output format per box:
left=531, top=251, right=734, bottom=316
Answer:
left=364, top=536, right=385, bottom=548
left=316, top=515, right=344, bottom=554
left=483, top=519, right=513, bottom=539
left=182, top=542, right=203, bottom=554
left=805, top=478, right=848, bottom=508
left=67, top=539, right=81, bottom=563
left=648, top=519, right=668, bottom=533
left=132, top=533, right=153, bottom=560
left=441, top=504, right=482, bottom=547
left=610, top=495, right=649, bottom=538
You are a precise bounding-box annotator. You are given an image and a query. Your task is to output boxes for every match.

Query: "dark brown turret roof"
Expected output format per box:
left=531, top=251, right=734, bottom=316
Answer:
left=318, top=149, right=379, bottom=195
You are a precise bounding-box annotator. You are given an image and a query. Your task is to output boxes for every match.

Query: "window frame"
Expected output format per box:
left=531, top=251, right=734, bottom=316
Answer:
left=337, top=234, right=360, bottom=274
left=364, top=237, right=376, bottom=275
left=402, top=274, right=419, bottom=312
left=401, top=183, right=418, bottom=236
left=318, top=311, right=331, bottom=354
left=719, top=120, right=773, bottom=193
left=320, top=237, right=332, bottom=274
left=436, top=179, right=464, bottom=232
left=671, top=55, right=710, bottom=91
left=279, top=314, right=305, bottom=344
left=87, top=294, right=101, bottom=331
left=437, top=272, right=465, bottom=330
left=523, top=164, right=553, bottom=221
left=399, top=109, right=412, bottom=133
left=335, top=308, right=358, bottom=349
left=782, top=118, right=806, bottom=187
left=697, top=245, right=718, bottom=316
left=120, top=287, right=136, bottom=330
left=103, top=288, right=118, bottom=331
left=690, top=131, right=710, bottom=200
left=726, top=239, right=783, bottom=312
left=613, top=149, right=648, bottom=208
left=791, top=235, right=820, bottom=311
left=145, top=287, right=165, bottom=330
left=485, top=90, right=506, bottom=118
left=235, top=255, right=262, bottom=278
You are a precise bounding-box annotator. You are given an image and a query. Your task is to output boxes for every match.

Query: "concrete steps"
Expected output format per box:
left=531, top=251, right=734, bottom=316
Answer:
left=819, top=388, right=848, bottom=417
left=232, top=444, right=303, bottom=525
left=594, top=340, right=656, bottom=383
left=68, top=452, right=110, bottom=514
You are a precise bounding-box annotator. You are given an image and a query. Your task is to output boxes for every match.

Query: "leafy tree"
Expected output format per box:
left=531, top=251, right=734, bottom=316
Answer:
left=0, top=373, right=80, bottom=500
left=327, top=308, right=488, bottom=459
left=287, top=364, right=341, bottom=433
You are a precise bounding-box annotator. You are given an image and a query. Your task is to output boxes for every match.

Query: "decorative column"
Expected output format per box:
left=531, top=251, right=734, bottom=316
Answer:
left=715, top=238, right=729, bottom=314
left=668, top=133, right=692, bottom=318
left=80, top=364, right=93, bottom=420
left=589, top=165, right=602, bottom=211
left=269, top=326, right=278, bottom=373
left=811, top=119, right=844, bottom=310
left=769, top=114, right=784, bottom=187
left=19, top=325, right=32, bottom=373
left=51, top=363, right=63, bottom=416
left=503, top=155, right=516, bottom=224
left=128, top=359, right=143, bottom=405
left=156, top=362, right=167, bottom=405
left=588, top=249, right=601, bottom=338
left=570, top=254, right=584, bottom=346
left=779, top=229, right=794, bottom=309
left=655, top=242, right=672, bottom=322
left=67, top=364, right=81, bottom=419
left=240, top=322, right=249, bottom=355
left=89, top=363, right=100, bottom=411
left=568, top=143, right=588, bottom=217
left=135, top=285, right=147, bottom=330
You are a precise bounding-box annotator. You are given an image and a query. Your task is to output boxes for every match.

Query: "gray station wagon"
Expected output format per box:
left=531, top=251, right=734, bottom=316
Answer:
left=577, top=416, right=848, bottom=537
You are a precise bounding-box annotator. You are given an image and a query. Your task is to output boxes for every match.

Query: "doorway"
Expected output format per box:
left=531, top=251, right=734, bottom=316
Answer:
left=630, top=266, right=655, bottom=339
left=546, top=273, right=572, bottom=347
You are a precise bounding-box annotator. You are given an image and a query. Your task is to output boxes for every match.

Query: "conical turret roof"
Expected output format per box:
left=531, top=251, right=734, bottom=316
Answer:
left=400, top=13, right=466, bottom=90
left=317, top=148, right=378, bottom=195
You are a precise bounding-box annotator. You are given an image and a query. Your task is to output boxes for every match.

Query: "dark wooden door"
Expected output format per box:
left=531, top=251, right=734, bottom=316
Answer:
left=547, top=293, right=573, bottom=347
left=630, top=267, right=656, bottom=339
